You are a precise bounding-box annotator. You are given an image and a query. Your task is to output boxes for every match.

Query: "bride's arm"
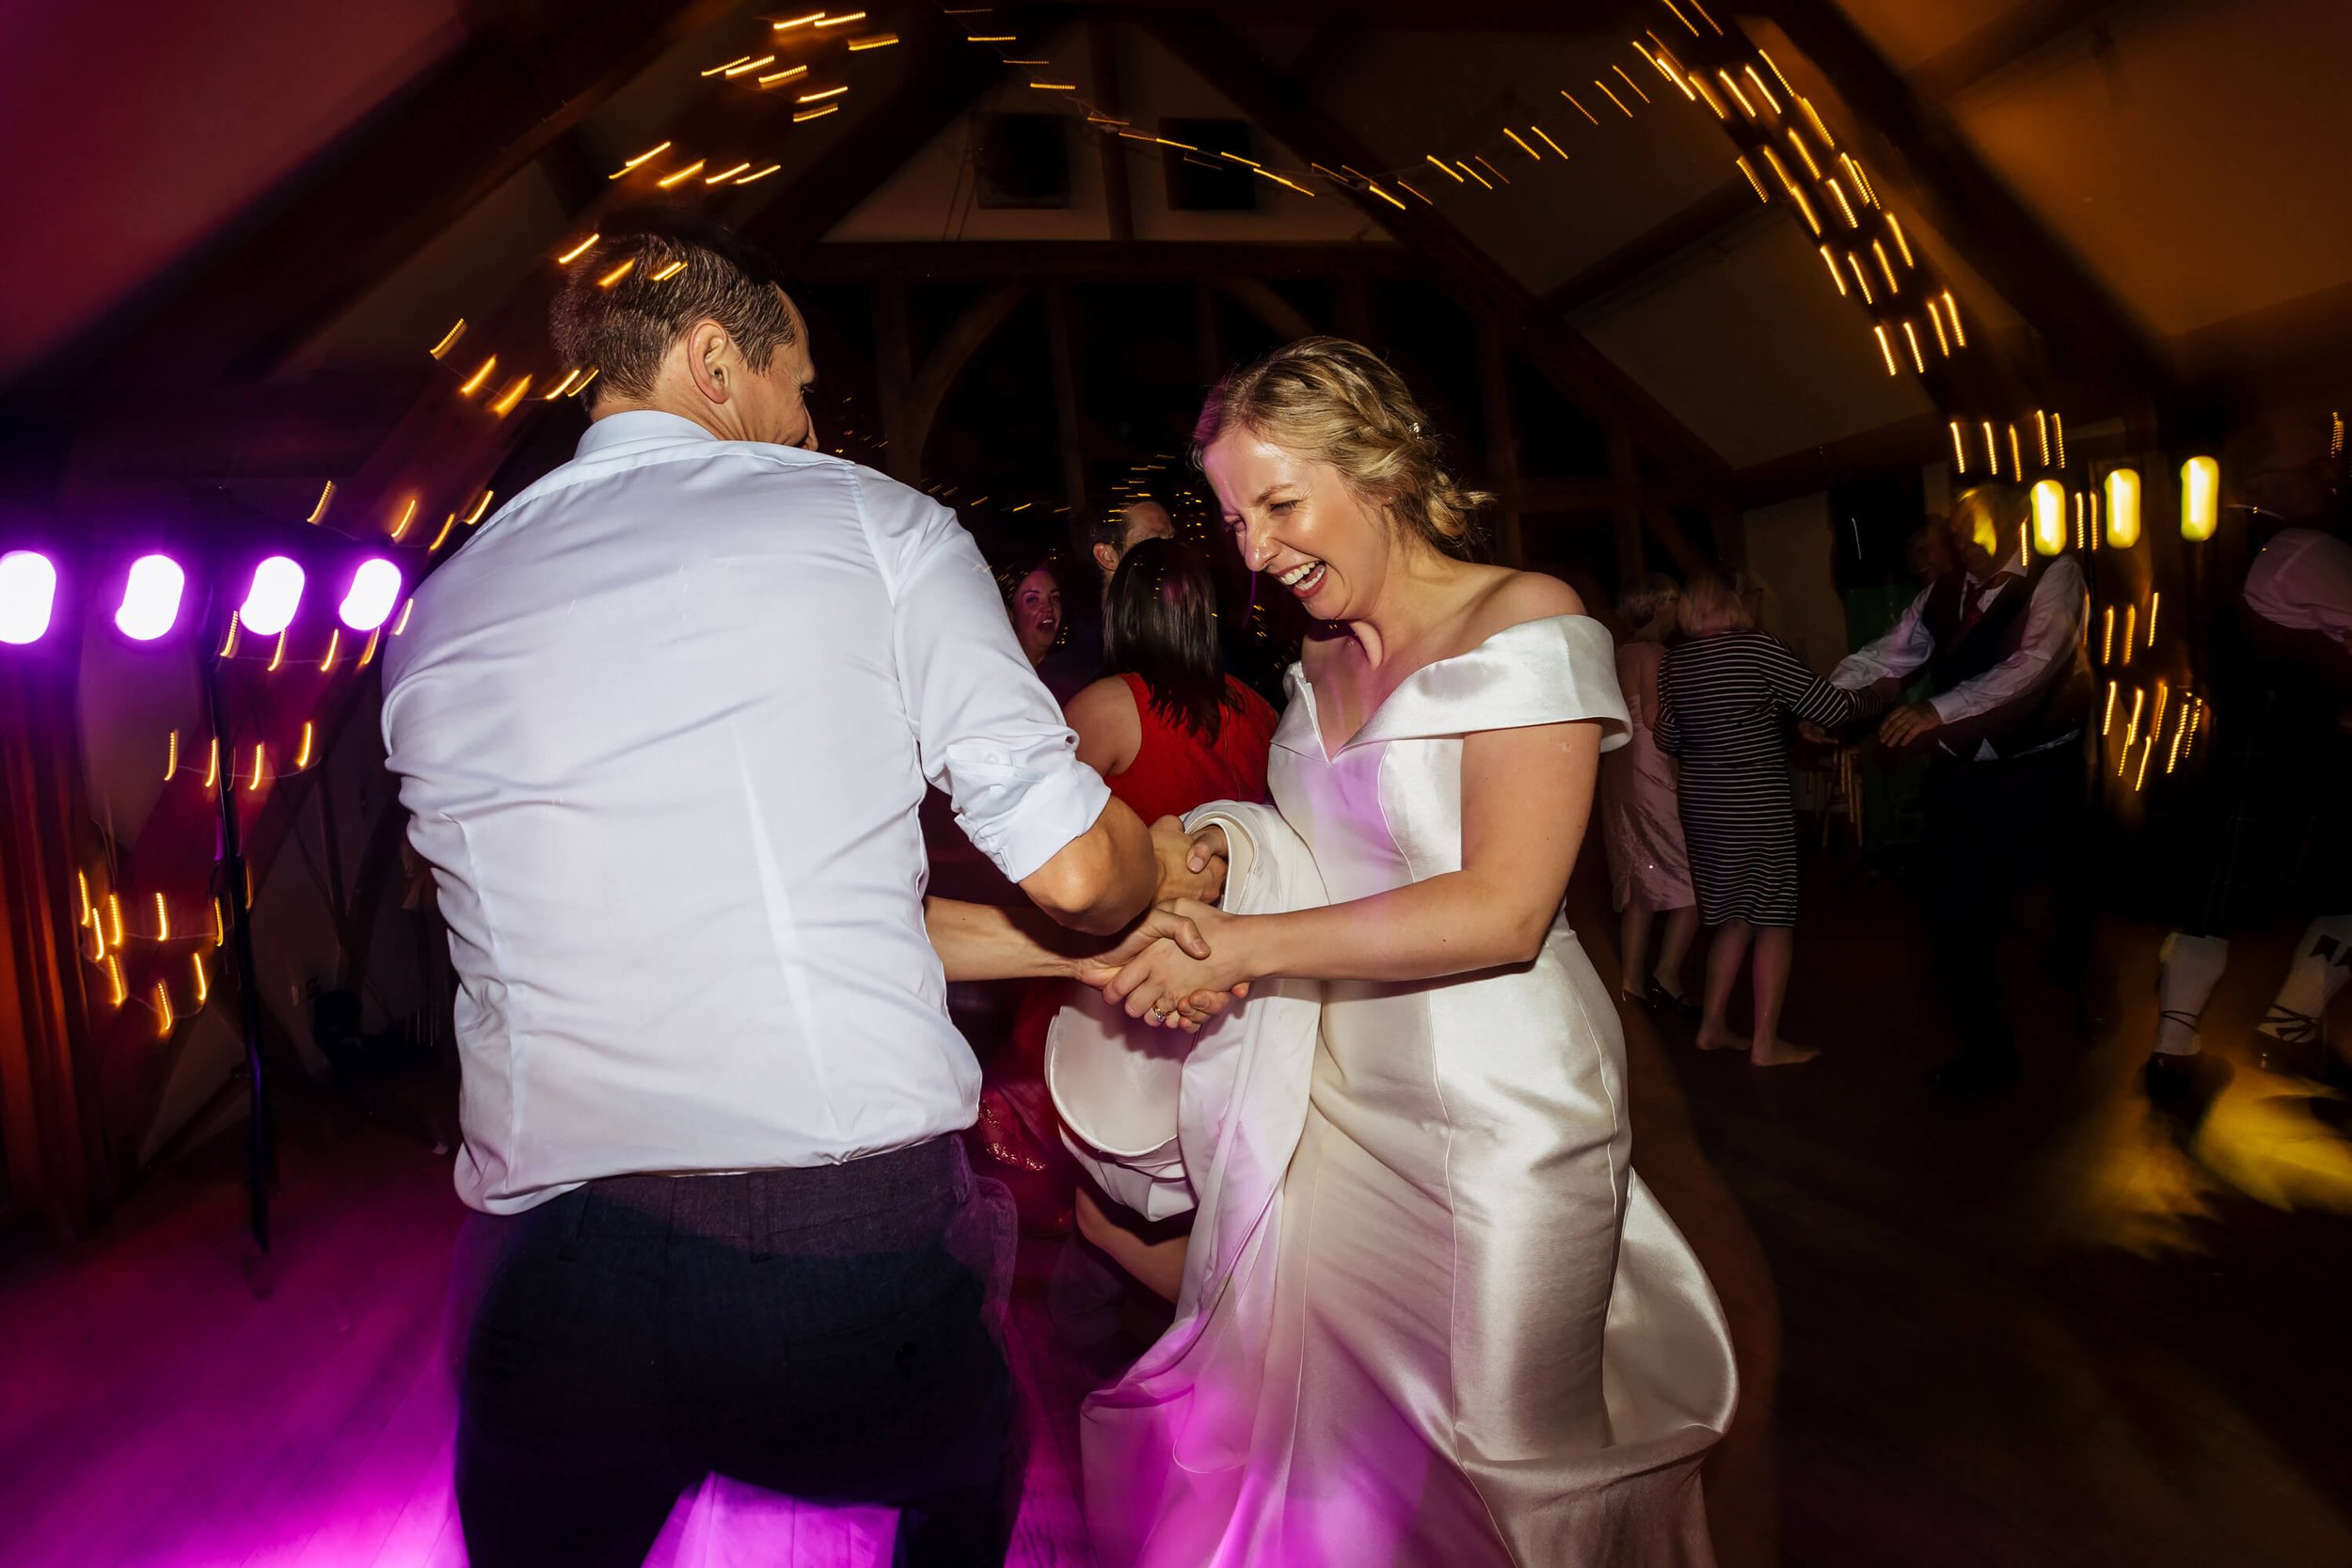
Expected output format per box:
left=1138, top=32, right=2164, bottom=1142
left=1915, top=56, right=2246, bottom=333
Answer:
left=1104, top=718, right=1602, bottom=1010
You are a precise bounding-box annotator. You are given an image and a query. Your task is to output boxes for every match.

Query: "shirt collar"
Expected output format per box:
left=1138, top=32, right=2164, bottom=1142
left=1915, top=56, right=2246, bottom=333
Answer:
left=575, top=408, right=721, bottom=459
left=1966, top=546, right=2028, bottom=589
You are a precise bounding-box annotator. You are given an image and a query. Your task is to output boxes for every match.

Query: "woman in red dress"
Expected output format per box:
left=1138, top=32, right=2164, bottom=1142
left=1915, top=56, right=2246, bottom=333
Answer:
left=985, top=540, right=1278, bottom=1244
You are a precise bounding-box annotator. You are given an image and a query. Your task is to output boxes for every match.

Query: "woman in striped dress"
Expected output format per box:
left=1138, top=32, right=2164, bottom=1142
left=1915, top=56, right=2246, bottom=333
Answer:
left=1658, top=575, right=1859, bottom=1066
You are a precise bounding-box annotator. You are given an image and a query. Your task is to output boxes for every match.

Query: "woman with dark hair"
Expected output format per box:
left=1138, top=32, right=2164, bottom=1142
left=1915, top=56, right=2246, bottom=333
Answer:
left=995, top=539, right=1279, bottom=1252
left=1063, top=537, right=1280, bottom=819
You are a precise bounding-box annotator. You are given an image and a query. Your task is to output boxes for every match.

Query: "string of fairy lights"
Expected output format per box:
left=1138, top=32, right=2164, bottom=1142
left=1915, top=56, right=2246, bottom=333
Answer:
left=47, top=0, right=2306, bottom=1062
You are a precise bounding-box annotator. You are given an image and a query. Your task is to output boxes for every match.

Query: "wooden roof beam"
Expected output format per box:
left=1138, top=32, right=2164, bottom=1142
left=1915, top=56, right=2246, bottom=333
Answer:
left=34, top=0, right=742, bottom=397
left=1139, top=16, right=1729, bottom=483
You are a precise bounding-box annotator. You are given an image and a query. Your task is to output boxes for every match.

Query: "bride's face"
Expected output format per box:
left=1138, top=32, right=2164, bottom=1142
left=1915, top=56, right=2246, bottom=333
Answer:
left=1204, top=429, right=1391, bottom=622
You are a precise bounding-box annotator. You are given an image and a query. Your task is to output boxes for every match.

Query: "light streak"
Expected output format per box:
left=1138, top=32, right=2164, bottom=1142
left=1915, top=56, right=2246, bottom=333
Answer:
left=307, top=481, right=336, bottom=524
left=1982, top=420, right=2000, bottom=475
left=319, top=628, right=340, bottom=673
left=2008, top=422, right=2023, bottom=480
left=1785, top=128, right=1822, bottom=180
left=1872, top=238, right=1899, bottom=293
left=773, top=10, right=824, bottom=27
left=2101, top=605, right=2115, bottom=665
left=1688, top=74, right=1727, bottom=118
left=393, top=601, right=414, bottom=636
left=2035, top=409, right=2050, bottom=467
left=1472, top=155, right=1509, bottom=185
left=2147, top=591, right=2161, bottom=647
left=1660, top=0, right=1700, bottom=36
left=428, top=514, right=458, bottom=550
left=165, top=730, right=179, bottom=780
left=1716, top=70, right=1755, bottom=117
left=154, top=982, right=174, bottom=1037
left=736, top=164, right=783, bottom=184
left=267, top=629, right=287, bottom=673
left=2122, top=604, right=2137, bottom=657
left=1925, top=298, right=1950, bottom=356
left=204, top=737, right=220, bottom=789
left=1942, top=290, right=1965, bottom=347
left=793, top=103, right=839, bottom=122
left=1027, top=80, right=1075, bottom=90
left=1366, top=182, right=1407, bottom=212
left=358, top=628, right=380, bottom=669
left=2102, top=679, right=2119, bottom=735
left=458, top=356, right=497, bottom=396
left=154, top=892, right=170, bottom=941
left=1884, top=212, right=1914, bottom=267
left=1427, top=154, right=1464, bottom=182
left=1799, top=96, right=1836, bottom=149
left=1504, top=128, right=1540, bottom=160
left=1950, top=420, right=1968, bottom=474
left=705, top=163, right=752, bottom=185
left=1819, top=245, right=1846, bottom=295
left=847, top=33, right=898, bottom=50
left=1394, top=179, right=1431, bottom=204
left=758, top=65, right=809, bottom=86
left=1900, top=320, right=1926, bottom=374
left=813, top=9, right=866, bottom=24
left=192, top=953, right=208, bottom=1005
left=249, top=743, right=266, bottom=792
left=722, top=55, right=776, bottom=77
left=489, top=376, right=533, bottom=417
left=702, top=55, right=754, bottom=77
left=1531, top=123, right=1568, bottom=158
left=1743, top=63, right=1780, bottom=114
left=2053, top=411, right=2066, bottom=468
left=1823, top=177, right=1858, bottom=229
left=1563, top=89, right=1601, bottom=126
left=108, top=894, right=123, bottom=947
left=428, top=320, right=466, bottom=357
left=1614, top=65, right=1652, bottom=104
left=1847, top=252, right=1874, bottom=303
left=296, top=720, right=315, bottom=769
left=1458, top=160, right=1492, bottom=189
left=655, top=162, right=707, bottom=189
left=620, top=142, right=671, bottom=169
left=1872, top=325, right=1899, bottom=376
left=1737, top=157, right=1768, bottom=201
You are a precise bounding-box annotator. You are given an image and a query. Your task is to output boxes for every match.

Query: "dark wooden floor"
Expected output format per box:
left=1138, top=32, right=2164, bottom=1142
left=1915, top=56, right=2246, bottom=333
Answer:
left=1649, top=849, right=2352, bottom=1568
left=2, top=849, right=2347, bottom=1566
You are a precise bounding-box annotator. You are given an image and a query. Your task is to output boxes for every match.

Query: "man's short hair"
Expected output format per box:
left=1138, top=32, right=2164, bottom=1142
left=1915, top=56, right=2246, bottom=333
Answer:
left=1073, top=502, right=1130, bottom=562
left=548, top=209, right=798, bottom=402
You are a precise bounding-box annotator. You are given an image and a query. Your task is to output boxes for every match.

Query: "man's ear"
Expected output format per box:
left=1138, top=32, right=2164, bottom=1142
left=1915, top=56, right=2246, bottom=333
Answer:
left=685, top=320, right=733, bottom=404
left=1093, top=543, right=1120, bottom=578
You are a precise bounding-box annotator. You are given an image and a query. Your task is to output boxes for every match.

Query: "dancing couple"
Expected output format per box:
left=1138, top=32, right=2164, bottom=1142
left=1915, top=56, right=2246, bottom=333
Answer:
left=384, top=210, right=1733, bottom=1568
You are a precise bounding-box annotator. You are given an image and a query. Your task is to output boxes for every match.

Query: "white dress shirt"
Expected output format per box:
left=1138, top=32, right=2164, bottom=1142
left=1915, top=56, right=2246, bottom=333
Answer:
left=382, top=411, right=1111, bottom=1213
left=2245, top=527, right=2352, bottom=642
left=1830, top=549, right=2088, bottom=761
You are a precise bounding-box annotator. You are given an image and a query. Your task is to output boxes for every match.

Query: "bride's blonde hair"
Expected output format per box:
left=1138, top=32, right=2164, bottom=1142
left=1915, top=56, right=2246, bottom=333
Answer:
left=1193, top=336, right=1492, bottom=556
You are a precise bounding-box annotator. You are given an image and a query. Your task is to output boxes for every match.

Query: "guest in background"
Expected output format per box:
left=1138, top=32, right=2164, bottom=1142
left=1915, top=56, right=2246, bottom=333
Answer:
left=1823, top=483, right=2091, bottom=1093
left=1005, top=549, right=1066, bottom=673
left=1659, top=574, right=1861, bottom=1066
left=1043, top=499, right=1179, bottom=693
left=1017, top=538, right=1280, bottom=1286
left=1600, top=574, right=1699, bottom=1012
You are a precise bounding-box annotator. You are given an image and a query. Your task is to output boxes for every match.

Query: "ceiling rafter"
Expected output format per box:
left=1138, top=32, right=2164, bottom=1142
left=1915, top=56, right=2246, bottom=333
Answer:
left=1139, top=15, right=1730, bottom=483
left=33, top=0, right=742, bottom=399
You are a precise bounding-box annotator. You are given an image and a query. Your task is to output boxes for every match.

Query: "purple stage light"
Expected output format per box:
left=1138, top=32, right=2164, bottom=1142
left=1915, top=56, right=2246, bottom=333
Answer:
left=116, top=554, right=186, bottom=641
left=0, top=550, right=58, bottom=644
left=338, top=558, right=403, bottom=632
left=238, top=555, right=305, bottom=637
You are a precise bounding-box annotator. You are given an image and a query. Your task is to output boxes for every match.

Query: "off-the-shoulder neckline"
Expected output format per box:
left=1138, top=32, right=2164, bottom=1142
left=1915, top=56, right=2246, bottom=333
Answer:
left=1286, top=611, right=1594, bottom=760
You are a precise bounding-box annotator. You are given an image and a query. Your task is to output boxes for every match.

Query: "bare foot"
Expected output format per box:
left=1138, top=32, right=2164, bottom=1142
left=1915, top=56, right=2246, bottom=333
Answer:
left=1695, top=1022, right=1744, bottom=1052
left=1750, top=1037, right=1821, bottom=1068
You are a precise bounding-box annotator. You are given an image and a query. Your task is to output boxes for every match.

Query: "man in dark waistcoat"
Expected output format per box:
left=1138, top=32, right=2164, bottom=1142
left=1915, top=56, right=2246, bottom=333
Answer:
left=1824, top=483, right=2093, bottom=1092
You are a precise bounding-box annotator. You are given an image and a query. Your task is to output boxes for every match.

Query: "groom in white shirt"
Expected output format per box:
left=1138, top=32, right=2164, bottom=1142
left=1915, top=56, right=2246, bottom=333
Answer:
left=383, top=213, right=1192, bottom=1567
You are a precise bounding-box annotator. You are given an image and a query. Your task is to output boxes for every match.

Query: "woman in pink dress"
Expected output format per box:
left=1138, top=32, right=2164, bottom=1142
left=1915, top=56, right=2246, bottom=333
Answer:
left=1601, top=574, right=1700, bottom=1010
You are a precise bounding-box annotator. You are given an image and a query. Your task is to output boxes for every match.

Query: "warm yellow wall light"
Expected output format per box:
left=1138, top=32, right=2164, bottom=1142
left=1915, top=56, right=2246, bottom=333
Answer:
left=2180, top=455, right=2219, bottom=542
left=2105, top=467, right=2141, bottom=548
left=2030, top=479, right=2067, bottom=555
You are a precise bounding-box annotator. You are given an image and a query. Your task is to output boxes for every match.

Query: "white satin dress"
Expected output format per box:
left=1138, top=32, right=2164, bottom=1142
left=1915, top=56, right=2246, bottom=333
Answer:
left=1087, top=614, right=1737, bottom=1567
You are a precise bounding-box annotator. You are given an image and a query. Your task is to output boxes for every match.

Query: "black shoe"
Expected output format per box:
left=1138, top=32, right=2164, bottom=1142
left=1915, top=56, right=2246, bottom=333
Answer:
left=1926, top=1051, right=2021, bottom=1095
left=1647, top=978, right=1702, bottom=1019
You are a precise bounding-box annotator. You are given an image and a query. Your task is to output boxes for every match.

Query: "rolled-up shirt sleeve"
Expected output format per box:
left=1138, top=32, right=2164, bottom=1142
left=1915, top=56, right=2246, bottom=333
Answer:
left=879, top=490, right=1111, bottom=883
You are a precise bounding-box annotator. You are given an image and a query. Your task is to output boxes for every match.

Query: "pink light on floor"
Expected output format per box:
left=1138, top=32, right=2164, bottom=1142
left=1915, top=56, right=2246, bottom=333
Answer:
left=0, top=549, right=57, bottom=643
left=337, top=557, right=402, bottom=631
left=116, top=554, right=185, bottom=641
left=238, top=556, right=305, bottom=637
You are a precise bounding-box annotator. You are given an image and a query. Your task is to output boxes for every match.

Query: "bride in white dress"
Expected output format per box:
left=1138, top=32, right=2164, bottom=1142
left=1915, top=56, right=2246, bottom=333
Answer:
left=1084, top=339, right=1738, bottom=1567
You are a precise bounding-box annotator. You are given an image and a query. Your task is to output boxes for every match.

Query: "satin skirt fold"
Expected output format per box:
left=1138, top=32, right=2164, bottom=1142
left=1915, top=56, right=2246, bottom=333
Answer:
left=1086, top=927, right=1736, bottom=1567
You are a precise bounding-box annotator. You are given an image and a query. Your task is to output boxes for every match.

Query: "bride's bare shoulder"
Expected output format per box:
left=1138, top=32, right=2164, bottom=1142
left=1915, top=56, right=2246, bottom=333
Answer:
left=1466, top=568, right=1584, bottom=638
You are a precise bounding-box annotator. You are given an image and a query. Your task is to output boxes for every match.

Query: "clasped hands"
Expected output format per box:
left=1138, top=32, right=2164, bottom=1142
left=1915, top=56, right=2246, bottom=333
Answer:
left=1069, top=819, right=1249, bottom=1032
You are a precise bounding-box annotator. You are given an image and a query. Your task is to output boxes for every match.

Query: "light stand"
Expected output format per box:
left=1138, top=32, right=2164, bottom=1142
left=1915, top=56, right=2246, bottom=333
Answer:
left=203, top=605, right=278, bottom=1254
